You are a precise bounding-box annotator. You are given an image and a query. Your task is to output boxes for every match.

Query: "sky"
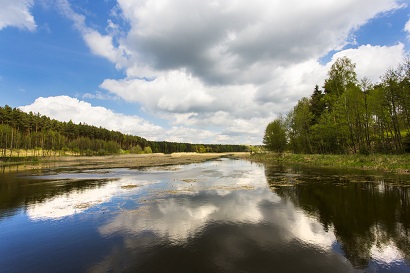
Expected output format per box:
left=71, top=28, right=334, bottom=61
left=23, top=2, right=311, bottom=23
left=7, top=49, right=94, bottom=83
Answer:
left=0, top=0, right=409, bottom=145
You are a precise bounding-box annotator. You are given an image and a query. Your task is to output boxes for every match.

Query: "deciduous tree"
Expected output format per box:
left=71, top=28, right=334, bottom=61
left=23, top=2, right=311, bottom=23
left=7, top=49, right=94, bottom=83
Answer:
left=263, top=118, right=287, bottom=153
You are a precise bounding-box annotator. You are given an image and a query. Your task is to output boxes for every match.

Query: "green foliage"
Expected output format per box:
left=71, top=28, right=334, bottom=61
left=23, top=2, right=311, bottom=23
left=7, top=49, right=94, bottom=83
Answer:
left=148, top=141, right=247, bottom=154
left=265, top=55, right=410, bottom=155
left=0, top=106, right=248, bottom=157
left=130, top=145, right=143, bottom=154
left=196, top=145, right=207, bottom=153
left=309, top=85, right=325, bottom=125
left=324, top=56, right=357, bottom=96
left=263, top=118, right=287, bottom=153
left=249, top=145, right=263, bottom=154
left=288, top=97, right=313, bottom=153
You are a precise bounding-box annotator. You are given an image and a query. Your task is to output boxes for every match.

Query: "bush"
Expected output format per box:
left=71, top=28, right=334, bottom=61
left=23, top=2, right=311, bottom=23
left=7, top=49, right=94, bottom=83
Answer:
left=130, top=145, right=143, bottom=154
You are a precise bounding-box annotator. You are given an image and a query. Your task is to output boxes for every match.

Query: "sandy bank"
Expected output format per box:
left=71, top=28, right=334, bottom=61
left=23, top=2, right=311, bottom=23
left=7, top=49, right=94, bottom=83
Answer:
left=1, top=152, right=250, bottom=173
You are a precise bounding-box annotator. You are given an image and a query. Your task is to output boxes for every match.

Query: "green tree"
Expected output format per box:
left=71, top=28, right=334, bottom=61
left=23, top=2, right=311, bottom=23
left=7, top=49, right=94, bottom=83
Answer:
left=196, top=145, right=206, bottom=153
left=324, top=56, right=358, bottom=96
left=360, top=77, right=373, bottom=151
left=337, top=84, right=366, bottom=153
left=380, top=69, right=403, bottom=151
left=263, top=118, right=287, bottom=153
left=309, top=85, right=325, bottom=125
left=288, top=98, right=313, bottom=153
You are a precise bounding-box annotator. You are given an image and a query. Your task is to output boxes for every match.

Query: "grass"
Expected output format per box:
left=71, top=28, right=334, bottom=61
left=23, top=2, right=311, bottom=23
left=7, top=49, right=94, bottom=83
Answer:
left=251, top=152, right=410, bottom=174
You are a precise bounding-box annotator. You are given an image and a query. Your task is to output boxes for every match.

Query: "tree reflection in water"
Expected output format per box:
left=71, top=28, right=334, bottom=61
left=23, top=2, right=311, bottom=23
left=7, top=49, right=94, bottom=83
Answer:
left=265, top=164, right=410, bottom=269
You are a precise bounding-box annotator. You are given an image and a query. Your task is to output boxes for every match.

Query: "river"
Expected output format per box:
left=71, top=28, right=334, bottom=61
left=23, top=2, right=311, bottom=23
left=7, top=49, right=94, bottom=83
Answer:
left=0, top=158, right=409, bottom=272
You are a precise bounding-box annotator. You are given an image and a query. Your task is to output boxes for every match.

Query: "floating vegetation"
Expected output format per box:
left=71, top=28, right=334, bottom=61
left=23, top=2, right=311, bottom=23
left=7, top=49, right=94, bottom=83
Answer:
left=209, top=185, right=255, bottom=191
left=267, top=175, right=302, bottom=187
left=121, top=184, right=140, bottom=189
left=269, top=183, right=297, bottom=187
left=74, top=202, right=95, bottom=210
left=162, top=189, right=195, bottom=195
left=181, top=179, right=199, bottom=183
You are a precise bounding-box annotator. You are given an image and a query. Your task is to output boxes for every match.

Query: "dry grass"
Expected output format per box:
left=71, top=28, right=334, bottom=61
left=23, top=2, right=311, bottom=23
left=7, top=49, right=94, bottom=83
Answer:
left=1, top=148, right=76, bottom=157
left=1, top=152, right=250, bottom=173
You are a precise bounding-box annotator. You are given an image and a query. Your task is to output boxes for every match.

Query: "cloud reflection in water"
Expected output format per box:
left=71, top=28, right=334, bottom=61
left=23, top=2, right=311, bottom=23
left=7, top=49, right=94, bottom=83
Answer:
left=18, top=159, right=409, bottom=272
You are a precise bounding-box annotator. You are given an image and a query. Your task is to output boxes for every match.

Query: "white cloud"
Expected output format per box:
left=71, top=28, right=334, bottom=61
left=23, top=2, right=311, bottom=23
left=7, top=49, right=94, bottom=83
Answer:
left=18, top=96, right=249, bottom=144
left=405, top=19, right=410, bottom=40
left=58, top=0, right=404, bottom=85
left=55, top=0, right=129, bottom=69
left=20, top=0, right=408, bottom=144
left=95, top=1, right=405, bottom=143
left=83, top=31, right=118, bottom=63
left=0, top=0, right=36, bottom=31
left=113, top=0, right=401, bottom=81
left=328, top=43, right=405, bottom=83
left=100, top=70, right=257, bottom=115
left=99, top=70, right=272, bottom=143
left=99, top=43, right=406, bottom=142
left=19, top=95, right=163, bottom=139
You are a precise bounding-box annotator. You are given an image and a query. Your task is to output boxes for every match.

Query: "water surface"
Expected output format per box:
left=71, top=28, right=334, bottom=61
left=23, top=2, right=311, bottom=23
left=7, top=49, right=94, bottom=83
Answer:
left=0, top=159, right=409, bottom=272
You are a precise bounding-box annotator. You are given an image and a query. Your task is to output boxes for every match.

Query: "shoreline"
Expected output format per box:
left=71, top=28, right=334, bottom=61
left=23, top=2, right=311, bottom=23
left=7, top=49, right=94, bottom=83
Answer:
left=3, top=152, right=409, bottom=175
left=0, top=152, right=251, bottom=174
left=250, top=153, right=410, bottom=174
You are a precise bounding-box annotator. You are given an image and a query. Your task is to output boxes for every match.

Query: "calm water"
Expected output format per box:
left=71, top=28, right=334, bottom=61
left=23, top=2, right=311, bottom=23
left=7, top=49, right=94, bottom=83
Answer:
left=0, top=158, right=409, bottom=273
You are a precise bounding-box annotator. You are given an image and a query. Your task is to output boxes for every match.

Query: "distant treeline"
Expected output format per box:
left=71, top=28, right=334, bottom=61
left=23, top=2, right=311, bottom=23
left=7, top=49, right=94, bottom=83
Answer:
left=264, top=56, right=410, bottom=154
left=0, top=105, right=248, bottom=157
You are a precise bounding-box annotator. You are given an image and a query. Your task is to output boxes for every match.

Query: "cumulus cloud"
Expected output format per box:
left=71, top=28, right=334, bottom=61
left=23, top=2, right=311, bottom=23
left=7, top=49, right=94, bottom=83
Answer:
left=99, top=44, right=406, bottom=139
left=58, top=0, right=404, bottom=85
left=19, top=96, right=161, bottom=139
left=328, top=43, right=405, bottom=82
left=113, top=0, right=401, bottom=82
left=19, top=0, right=408, bottom=144
left=98, top=1, right=405, bottom=131
left=18, top=96, right=252, bottom=144
left=0, top=0, right=36, bottom=31
left=100, top=70, right=258, bottom=115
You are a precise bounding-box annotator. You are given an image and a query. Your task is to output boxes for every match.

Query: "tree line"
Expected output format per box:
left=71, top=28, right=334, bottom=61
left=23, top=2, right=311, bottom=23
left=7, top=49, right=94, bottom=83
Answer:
left=0, top=106, right=248, bottom=157
left=264, top=56, right=410, bottom=154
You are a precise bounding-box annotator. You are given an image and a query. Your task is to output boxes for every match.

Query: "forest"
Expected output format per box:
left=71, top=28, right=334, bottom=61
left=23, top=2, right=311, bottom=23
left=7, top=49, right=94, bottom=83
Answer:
left=0, top=105, right=248, bottom=157
left=264, top=56, right=410, bottom=154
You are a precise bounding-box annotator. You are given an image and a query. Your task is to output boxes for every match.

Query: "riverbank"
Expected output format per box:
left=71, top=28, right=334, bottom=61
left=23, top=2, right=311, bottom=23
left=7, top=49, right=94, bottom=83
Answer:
left=0, top=152, right=250, bottom=173
left=250, top=153, right=410, bottom=174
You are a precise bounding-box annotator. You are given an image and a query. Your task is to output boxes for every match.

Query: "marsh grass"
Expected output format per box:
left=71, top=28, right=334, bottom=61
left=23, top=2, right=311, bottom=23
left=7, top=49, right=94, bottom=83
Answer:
left=251, top=153, right=410, bottom=173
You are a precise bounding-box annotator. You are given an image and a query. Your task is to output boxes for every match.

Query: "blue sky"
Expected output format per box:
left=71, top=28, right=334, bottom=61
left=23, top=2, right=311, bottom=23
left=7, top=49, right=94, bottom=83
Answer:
left=0, top=0, right=409, bottom=144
